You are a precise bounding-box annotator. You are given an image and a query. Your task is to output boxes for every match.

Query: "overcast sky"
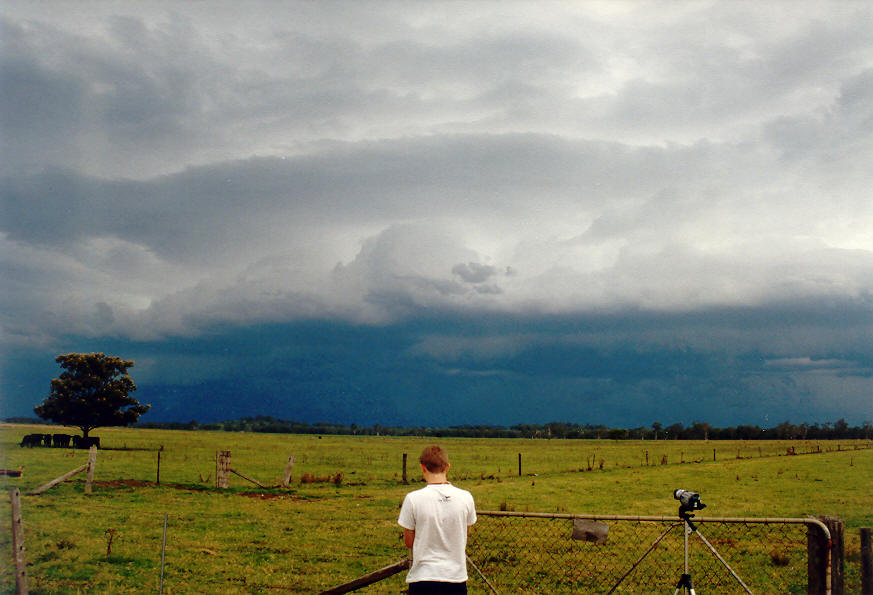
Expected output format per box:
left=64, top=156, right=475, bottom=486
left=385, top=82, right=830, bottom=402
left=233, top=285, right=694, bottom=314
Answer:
left=3, top=1, right=873, bottom=427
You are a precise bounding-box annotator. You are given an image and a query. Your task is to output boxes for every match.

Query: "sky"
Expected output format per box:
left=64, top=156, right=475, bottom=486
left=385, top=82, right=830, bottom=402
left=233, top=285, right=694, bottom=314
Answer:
left=2, top=1, right=873, bottom=428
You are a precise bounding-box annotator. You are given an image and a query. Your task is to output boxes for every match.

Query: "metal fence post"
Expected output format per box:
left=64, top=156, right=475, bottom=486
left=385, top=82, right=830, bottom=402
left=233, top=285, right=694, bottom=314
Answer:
left=10, top=488, right=28, bottom=594
left=159, top=512, right=168, bottom=594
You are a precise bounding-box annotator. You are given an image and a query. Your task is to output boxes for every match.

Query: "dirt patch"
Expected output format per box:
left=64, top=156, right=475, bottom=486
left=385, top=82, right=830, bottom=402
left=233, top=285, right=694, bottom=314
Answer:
left=93, top=479, right=210, bottom=492
left=93, top=479, right=316, bottom=500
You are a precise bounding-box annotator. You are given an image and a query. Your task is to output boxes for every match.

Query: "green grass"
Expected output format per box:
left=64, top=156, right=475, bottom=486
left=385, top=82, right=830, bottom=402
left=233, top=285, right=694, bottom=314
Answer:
left=1, top=423, right=870, bottom=592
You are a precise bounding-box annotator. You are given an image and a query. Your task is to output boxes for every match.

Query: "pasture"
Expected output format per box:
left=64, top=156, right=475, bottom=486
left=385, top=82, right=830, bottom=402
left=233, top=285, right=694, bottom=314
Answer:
left=1, top=423, right=871, bottom=593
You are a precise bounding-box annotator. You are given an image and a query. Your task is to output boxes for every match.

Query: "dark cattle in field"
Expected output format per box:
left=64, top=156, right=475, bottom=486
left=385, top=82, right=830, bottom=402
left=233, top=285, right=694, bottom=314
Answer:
left=19, top=434, right=43, bottom=447
left=76, top=436, right=100, bottom=449
left=42, top=434, right=52, bottom=446
left=52, top=433, right=72, bottom=448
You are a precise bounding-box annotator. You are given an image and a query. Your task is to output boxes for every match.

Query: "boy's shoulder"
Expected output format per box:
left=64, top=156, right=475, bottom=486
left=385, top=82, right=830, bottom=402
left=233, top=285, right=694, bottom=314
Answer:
left=402, top=484, right=430, bottom=500
left=447, top=483, right=473, bottom=496
left=404, top=483, right=473, bottom=498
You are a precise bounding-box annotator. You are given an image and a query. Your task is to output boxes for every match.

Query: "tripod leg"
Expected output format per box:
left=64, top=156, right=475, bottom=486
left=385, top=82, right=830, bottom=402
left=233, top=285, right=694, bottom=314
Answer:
left=673, top=573, right=695, bottom=595
left=691, top=527, right=753, bottom=594
left=608, top=523, right=681, bottom=594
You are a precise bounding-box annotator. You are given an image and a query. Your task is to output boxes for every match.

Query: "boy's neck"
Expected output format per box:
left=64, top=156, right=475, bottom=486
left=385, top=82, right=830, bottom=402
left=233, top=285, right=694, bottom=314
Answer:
left=423, top=469, right=449, bottom=484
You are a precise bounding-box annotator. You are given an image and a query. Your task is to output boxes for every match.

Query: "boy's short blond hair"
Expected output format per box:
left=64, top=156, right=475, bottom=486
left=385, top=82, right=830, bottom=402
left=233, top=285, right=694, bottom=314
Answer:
left=419, top=445, right=449, bottom=472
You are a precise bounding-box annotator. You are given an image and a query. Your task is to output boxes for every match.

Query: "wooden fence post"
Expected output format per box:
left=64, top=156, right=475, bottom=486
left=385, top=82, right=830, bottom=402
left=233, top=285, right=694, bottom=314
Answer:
left=402, top=453, right=407, bottom=484
left=809, top=515, right=845, bottom=595
left=156, top=451, right=161, bottom=485
left=10, top=488, right=28, bottom=594
left=216, top=451, right=230, bottom=489
left=282, top=455, right=295, bottom=488
left=861, top=527, right=872, bottom=595
left=828, top=516, right=845, bottom=594
left=518, top=452, right=522, bottom=477
left=85, top=445, right=97, bottom=494
left=319, top=558, right=410, bottom=594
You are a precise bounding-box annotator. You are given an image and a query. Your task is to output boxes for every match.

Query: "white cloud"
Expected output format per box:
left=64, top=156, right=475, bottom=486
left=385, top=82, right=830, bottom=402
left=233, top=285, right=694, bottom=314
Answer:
left=764, top=357, right=856, bottom=371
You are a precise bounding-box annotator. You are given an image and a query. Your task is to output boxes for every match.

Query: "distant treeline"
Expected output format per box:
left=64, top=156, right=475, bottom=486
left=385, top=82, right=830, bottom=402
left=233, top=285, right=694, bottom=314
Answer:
left=132, top=415, right=873, bottom=440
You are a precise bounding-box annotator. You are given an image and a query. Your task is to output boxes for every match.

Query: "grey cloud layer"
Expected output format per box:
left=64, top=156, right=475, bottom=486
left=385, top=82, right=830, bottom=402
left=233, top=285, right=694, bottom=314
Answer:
left=4, top=118, right=873, bottom=341
left=5, top=3, right=872, bottom=177
left=3, top=2, right=873, bottom=424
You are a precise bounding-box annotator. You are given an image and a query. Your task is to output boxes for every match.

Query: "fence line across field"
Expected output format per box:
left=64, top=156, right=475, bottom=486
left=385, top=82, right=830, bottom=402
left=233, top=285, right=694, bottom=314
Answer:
left=4, top=435, right=870, bottom=593
left=8, top=494, right=872, bottom=593
left=8, top=437, right=871, bottom=493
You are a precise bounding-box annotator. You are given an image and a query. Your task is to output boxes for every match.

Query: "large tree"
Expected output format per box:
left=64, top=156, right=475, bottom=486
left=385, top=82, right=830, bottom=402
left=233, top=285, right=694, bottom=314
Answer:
left=35, top=353, right=149, bottom=438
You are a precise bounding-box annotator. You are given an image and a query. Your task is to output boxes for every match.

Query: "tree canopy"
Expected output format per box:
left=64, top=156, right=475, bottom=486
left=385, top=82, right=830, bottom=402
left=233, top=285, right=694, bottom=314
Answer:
left=34, top=352, right=149, bottom=438
left=139, top=415, right=873, bottom=440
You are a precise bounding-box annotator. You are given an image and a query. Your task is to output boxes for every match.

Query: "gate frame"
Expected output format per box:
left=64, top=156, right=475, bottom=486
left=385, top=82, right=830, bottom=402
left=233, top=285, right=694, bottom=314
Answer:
left=474, top=511, right=833, bottom=594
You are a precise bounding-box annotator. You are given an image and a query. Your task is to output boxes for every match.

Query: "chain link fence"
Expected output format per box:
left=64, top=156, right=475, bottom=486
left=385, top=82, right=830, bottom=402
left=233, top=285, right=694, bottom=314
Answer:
left=467, top=512, right=830, bottom=594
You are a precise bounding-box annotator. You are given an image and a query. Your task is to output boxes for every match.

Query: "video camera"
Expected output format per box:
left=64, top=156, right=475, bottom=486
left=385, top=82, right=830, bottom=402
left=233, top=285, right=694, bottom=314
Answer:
left=673, top=489, right=706, bottom=513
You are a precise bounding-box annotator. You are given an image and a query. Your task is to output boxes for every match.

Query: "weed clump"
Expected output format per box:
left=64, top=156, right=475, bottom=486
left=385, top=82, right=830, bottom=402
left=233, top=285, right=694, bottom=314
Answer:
left=769, top=550, right=790, bottom=566
left=56, top=538, right=75, bottom=550
left=105, top=528, right=119, bottom=556
left=299, top=472, right=344, bottom=485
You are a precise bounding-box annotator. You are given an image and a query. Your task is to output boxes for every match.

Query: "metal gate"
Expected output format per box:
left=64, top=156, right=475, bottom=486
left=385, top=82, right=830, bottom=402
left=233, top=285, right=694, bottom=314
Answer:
left=467, top=511, right=832, bottom=594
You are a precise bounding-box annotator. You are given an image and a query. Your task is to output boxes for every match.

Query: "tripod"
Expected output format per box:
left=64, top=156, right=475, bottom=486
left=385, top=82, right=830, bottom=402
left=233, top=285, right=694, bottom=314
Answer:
left=608, top=507, right=753, bottom=594
left=673, top=506, right=752, bottom=595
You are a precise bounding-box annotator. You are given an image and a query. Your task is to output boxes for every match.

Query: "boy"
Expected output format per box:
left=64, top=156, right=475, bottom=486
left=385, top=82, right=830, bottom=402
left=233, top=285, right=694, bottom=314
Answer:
left=398, top=445, right=477, bottom=594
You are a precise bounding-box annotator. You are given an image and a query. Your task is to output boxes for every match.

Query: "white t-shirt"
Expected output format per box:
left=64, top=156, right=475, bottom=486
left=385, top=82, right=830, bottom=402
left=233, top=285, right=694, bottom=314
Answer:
left=398, top=483, right=477, bottom=583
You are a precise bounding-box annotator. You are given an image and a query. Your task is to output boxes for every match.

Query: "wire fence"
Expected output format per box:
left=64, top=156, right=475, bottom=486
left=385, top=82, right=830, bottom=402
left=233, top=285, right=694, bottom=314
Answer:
left=1, top=487, right=858, bottom=594
left=467, top=512, right=830, bottom=594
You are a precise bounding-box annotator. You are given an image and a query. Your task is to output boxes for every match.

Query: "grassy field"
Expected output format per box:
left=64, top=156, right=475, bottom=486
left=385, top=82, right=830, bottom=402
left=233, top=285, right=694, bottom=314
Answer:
left=1, top=423, right=870, bottom=593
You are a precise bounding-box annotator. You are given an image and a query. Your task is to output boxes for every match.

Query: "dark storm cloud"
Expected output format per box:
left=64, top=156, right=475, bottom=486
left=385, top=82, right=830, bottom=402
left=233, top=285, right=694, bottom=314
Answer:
left=9, top=301, right=869, bottom=426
